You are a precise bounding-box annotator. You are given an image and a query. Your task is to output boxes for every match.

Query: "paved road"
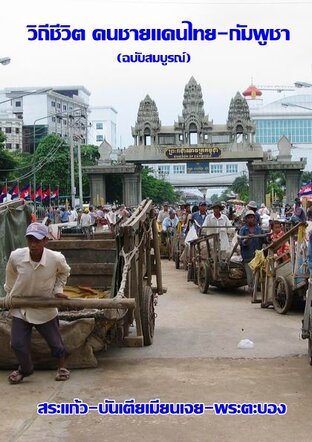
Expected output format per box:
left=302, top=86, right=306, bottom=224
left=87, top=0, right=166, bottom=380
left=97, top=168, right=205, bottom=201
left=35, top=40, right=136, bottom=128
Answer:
left=1, top=260, right=312, bottom=442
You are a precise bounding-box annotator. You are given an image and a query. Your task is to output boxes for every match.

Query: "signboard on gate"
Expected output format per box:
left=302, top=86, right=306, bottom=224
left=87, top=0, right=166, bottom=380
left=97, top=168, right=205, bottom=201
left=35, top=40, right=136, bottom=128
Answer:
left=165, top=146, right=221, bottom=160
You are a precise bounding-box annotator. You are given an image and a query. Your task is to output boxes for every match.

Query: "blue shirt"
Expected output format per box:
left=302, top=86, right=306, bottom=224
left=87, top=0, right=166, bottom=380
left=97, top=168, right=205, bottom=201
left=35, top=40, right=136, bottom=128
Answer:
left=192, top=211, right=207, bottom=227
left=239, top=224, right=267, bottom=262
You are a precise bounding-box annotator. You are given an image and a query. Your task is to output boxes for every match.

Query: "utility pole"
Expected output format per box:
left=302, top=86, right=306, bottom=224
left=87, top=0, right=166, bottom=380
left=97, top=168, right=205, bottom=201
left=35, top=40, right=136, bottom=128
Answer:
left=77, top=141, right=83, bottom=207
left=69, top=117, right=76, bottom=209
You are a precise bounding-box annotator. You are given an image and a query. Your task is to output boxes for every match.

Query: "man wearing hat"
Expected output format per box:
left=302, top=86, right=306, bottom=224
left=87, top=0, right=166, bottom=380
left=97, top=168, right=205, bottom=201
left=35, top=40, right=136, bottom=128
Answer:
left=243, top=201, right=261, bottom=226
left=4, top=222, right=71, bottom=384
left=192, top=201, right=208, bottom=230
left=202, top=201, right=232, bottom=259
left=157, top=202, right=170, bottom=224
left=239, top=211, right=268, bottom=294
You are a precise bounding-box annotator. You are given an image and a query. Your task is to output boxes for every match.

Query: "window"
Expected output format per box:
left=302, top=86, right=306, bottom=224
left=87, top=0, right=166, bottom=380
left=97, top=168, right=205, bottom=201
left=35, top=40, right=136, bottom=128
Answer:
left=6, top=143, right=12, bottom=149
left=63, top=104, right=67, bottom=111
left=173, top=165, right=185, bottom=174
left=96, top=123, right=103, bottom=130
left=16, top=143, right=20, bottom=149
left=210, top=164, right=223, bottom=174
left=15, top=128, right=20, bottom=134
left=5, top=127, right=11, bottom=134
left=51, top=101, right=55, bottom=107
left=15, top=101, right=21, bottom=107
left=57, top=103, right=61, bottom=109
left=96, top=135, right=104, bottom=142
left=158, top=165, right=170, bottom=175
left=226, top=164, right=238, bottom=173
left=158, top=135, right=175, bottom=145
left=52, top=116, right=56, bottom=122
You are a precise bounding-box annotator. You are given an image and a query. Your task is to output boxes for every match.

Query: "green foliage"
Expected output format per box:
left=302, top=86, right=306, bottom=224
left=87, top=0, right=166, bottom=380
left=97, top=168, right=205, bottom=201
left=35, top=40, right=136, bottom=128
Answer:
left=0, top=130, right=18, bottom=181
left=79, top=144, right=100, bottom=197
left=210, top=193, right=219, bottom=203
left=34, top=134, right=71, bottom=195
left=230, top=175, right=249, bottom=202
left=301, top=171, right=312, bottom=186
left=266, top=171, right=285, bottom=203
left=141, top=167, right=177, bottom=204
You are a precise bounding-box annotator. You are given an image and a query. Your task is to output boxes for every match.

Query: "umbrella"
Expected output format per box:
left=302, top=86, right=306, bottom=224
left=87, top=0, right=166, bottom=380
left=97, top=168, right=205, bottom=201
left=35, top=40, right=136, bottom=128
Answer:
left=227, top=199, right=246, bottom=205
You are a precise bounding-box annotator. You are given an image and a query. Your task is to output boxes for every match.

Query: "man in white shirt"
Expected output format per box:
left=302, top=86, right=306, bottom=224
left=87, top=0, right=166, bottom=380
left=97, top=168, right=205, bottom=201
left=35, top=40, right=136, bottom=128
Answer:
left=80, top=208, right=92, bottom=239
left=202, top=201, right=232, bottom=259
left=4, top=222, right=71, bottom=384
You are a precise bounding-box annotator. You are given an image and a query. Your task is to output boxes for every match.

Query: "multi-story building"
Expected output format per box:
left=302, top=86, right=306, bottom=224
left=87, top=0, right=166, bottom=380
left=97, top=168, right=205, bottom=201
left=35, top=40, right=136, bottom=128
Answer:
left=0, top=113, right=23, bottom=150
left=0, top=86, right=90, bottom=152
left=88, top=106, right=117, bottom=149
left=246, top=86, right=312, bottom=170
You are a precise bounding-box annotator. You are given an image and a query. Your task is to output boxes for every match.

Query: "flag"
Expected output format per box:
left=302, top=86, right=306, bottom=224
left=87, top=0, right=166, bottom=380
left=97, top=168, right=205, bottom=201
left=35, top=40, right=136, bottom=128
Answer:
left=20, top=184, right=31, bottom=200
left=35, top=186, right=42, bottom=202
left=0, top=183, right=8, bottom=203
left=50, top=188, right=59, bottom=200
left=298, top=181, right=312, bottom=196
left=8, top=183, right=19, bottom=200
left=42, top=188, right=50, bottom=202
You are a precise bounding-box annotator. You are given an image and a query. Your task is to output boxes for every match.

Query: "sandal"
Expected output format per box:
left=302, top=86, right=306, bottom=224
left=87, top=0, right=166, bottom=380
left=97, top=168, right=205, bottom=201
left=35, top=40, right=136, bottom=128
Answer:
left=8, top=370, right=24, bottom=385
left=55, top=367, right=70, bottom=381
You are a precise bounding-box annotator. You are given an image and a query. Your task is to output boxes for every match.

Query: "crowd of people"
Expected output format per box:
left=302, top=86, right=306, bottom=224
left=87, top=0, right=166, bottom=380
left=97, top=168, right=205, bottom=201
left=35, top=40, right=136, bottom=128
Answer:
left=39, top=203, right=135, bottom=239
left=155, top=198, right=311, bottom=294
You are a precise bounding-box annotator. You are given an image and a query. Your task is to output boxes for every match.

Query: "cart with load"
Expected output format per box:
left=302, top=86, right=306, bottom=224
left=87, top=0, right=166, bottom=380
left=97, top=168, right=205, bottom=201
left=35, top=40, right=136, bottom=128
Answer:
left=0, top=199, right=164, bottom=369
left=187, top=228, right=247, bottom=293
left=251, top=222, right=309, bottom=314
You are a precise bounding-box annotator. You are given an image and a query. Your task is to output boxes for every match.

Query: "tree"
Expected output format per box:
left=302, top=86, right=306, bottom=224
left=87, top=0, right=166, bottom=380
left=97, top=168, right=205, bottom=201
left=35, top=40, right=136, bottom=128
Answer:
left=34, top=134, right=71, bottom=196
left=79, top=144, right=100, bottom=197
left=230, top=175, right=249, bottom=202
left=301, top=171, right=312, bottom=186
left=0, top=131, right=18, bottom=181
left=141, top=168, right=177, bottom=204
left=266, top=171, right=285, bottom=203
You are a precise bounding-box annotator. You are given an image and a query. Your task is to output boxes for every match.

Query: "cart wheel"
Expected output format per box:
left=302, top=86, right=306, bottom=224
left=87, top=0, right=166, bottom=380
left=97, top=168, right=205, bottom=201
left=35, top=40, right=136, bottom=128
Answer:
left=272, top=276, right=293, bottom=314
left=141, top=286, right=155, bottom=346
left=198, top=263, right=210, bottom=294
left=309, top=338, right=312, bottom=366
left=193, top=264, right=199, bottom=285
left=175, top=252, right=180, bottom=269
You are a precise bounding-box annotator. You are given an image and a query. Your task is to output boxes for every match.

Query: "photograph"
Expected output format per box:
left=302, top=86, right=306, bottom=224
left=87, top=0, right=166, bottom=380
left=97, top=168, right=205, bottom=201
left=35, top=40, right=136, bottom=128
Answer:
left=1, top=1, right=312, bottom=441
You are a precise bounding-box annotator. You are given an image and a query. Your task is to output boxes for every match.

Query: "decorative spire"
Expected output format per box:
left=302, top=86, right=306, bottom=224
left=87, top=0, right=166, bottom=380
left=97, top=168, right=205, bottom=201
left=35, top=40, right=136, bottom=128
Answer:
left=135, top=94, right=161, bottom=130
left=227, top=92, right=249, bottom=122
left=182, top=76, right=205, bottom=120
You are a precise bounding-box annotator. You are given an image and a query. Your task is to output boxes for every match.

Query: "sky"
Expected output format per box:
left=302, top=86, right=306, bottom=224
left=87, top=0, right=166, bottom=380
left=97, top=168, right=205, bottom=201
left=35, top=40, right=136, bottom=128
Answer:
left=2, top=0, right=312, bottom=149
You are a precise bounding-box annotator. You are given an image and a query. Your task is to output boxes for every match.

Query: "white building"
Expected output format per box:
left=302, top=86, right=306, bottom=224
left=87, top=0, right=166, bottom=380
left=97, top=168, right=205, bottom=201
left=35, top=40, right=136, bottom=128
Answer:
left=245, top=86, right=312, bottom=170
left=0, top=86, right=90, bottom=152
left=0, top=113, right=23, bottom=150
left=88, top=106, right=117, bottom=149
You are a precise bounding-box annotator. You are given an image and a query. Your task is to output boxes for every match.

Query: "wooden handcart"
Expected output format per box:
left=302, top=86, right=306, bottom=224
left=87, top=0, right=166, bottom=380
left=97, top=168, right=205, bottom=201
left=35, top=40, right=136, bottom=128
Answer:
left=252, top=223, right=309, bottom=314
left=0, top=199, right=164, bottom=369
left=187, top=231, right=247, bottom=293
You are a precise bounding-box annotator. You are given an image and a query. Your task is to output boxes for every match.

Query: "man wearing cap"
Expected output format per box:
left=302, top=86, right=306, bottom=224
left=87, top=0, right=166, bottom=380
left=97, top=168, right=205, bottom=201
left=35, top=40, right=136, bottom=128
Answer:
left=239, top=211, right=267, bottom=294
left=202, top=201, right=232, bottom=259
left=192, top=201, right=208, bottom=230
left=4, top=222, right=71, bottom=384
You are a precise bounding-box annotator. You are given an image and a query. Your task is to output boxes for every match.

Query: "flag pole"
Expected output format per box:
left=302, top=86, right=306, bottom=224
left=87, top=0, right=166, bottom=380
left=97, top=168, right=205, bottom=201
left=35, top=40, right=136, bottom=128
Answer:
left=57, top=184, right=60, bottom=207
